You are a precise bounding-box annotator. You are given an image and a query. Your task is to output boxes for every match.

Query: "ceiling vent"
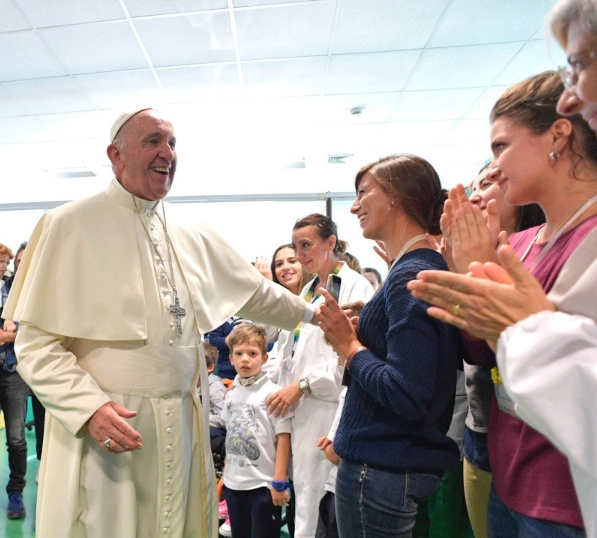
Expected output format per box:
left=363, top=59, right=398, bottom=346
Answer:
left=327, top=154, right=353, bottom=164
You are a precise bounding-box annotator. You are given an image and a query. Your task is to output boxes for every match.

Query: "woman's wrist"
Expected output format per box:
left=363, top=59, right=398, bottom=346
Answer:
left=344, top=344, right=367, bottom=369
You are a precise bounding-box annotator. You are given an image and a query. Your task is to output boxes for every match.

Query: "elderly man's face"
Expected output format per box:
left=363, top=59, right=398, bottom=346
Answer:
left=109, top=110, right=177, bottom=201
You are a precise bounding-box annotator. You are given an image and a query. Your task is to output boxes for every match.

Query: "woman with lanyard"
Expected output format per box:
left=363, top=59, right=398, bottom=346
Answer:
left=316, top=154, right=461, bottom=537
left=266, top=213, right=373, bottom=538
left=413, top=70, right=597, bottom=537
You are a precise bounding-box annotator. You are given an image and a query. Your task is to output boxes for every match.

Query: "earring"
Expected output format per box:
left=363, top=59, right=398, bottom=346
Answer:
left=549, top=151, right=561, bottom=163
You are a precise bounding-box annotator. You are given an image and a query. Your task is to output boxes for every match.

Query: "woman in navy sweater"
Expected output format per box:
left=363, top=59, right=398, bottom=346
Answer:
left=318, top=154, right=461, bottom=537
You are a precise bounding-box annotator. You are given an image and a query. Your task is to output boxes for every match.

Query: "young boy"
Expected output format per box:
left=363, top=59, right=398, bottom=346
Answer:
left=221, top=324, right=292, bottom=538
left=199, top=341, right=227, bottom=442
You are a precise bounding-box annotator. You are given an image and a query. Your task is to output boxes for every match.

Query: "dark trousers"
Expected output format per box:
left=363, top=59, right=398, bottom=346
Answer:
left=0, top=369, right=30, bottom=493
left=316, top=490, right=339, bottom=538
left=223, top=485, right=281, bottom=538
left=31, top=393, right=45, bottom=460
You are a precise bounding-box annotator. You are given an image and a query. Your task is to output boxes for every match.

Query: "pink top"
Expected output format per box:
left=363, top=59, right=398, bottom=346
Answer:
left=489, top=214, right=597, bottom=528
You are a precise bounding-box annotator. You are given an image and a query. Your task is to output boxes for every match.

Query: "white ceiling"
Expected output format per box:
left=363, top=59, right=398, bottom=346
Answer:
left=0, top=0, right=565, bottom=206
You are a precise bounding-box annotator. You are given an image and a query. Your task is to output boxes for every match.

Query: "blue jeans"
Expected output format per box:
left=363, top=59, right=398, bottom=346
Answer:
left=487, top=484, right=585, bottom=538
left=0, top=369, right=30, bottom=493
left=223, top=485, right=281, bottom=538
left=335, top=459, right=441, bottom=538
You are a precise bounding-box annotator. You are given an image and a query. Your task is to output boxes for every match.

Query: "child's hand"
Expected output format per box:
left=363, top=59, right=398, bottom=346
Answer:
left=317, top=436, right=332, bottom=450
left=270, top=488, right=290, bottom=506
left=323, top=442, right=340, bottom=465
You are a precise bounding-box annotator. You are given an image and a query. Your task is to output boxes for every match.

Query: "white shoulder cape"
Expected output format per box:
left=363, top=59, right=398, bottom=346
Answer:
left=3, top=180, right=275, bottom=340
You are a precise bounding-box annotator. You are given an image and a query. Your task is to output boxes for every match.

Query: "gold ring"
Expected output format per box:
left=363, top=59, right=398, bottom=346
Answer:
left=452, top=304, right=461, bottom=316
left=103, top=437, right=112, bottom=448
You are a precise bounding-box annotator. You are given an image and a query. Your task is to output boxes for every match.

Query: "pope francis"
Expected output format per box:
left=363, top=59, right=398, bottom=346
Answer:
left=3, top=108, right=314, bottom=537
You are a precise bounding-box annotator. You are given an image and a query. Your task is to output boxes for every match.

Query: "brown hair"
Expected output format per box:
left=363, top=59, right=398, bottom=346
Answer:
left=270, top=243, right=312, bottom=293
left=490, top=71, right=597, bottom=179
left=293, top=214, right=348, bottom=257
left=0, top=244, right=14, bottom=260
left=202, top=341, right=219, bottom=369
left=355, top=154, right=447, bottom=235
left=227, top=324, right=268, bottom=355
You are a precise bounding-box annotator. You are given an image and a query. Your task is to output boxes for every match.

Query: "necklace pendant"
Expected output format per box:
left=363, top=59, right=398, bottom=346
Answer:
left=169, top=296, right=186, bottom=336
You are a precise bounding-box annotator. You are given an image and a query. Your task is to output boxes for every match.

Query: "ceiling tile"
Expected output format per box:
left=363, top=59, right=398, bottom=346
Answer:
left=233, top=0, right=320, bottom=7
left=463, top=85, right=509, bottom=119
left=14, top=0, right=125, bottom=27
left=333, top=0, right=450, bottom=54
left=389, top=88, right=485, bottom=122
left=0, top=87, right=24, bottom=117
left=235, top=1, right=337, bottom=60
left=0, top=0, right=31, bottom=32
left=134, top=12, right=235, bottom=66
left=74, top=70, right=165, bottom=109
left=493, top=39, right=566, bottom=86
left=0, top=31, right=68, bottom=81
left=39, top=21, right=149, bottom=74
left=428, top=0, right=554, bottom=47
left=442, top=118, right=492, bottom=147
left=382, top=119, right=456, bottom=147
left=324, top=50, right=421, bottom=94
left=35, top=110, right=104, bottom=139
left=2, top=76, right=94, bottom=114
left=0, top=116, right=51, bottom=144
left=124, top=0, right=227, bottom=17
left=157, top=64, right=241, bottom=101
left=242, top=57, right=327, bottom=97
left=405, top=42, right=523, bottom=90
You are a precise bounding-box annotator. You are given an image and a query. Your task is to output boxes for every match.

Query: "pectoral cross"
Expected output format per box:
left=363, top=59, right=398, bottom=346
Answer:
left=169, top=296, right=186, bottom=336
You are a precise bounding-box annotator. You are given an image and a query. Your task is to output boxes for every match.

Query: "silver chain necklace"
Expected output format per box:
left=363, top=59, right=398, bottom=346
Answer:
left=132, top=195, right=186, bottom=336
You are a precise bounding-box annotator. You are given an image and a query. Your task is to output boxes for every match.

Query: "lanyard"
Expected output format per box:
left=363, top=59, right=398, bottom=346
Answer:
left=520, top=192, right=597, bottom=272
left=292, top=261, right=343, bottom=356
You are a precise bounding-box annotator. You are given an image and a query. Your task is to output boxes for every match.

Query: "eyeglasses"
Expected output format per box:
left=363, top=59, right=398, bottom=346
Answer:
left=558, top=49, right=597, bottom=89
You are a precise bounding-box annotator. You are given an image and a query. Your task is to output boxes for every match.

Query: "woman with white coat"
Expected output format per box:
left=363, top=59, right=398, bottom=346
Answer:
left=266, top=213, right=373, bottom=538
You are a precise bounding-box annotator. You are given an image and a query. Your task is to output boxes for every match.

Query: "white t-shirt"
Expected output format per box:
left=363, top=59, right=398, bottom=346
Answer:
left=222, top=374, right=292, bottom=491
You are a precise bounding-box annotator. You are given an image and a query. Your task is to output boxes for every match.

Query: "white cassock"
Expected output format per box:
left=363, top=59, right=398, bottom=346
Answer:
left=497, top=227, right=597, bottom=538
left=4, top=179, right=312, bottom=538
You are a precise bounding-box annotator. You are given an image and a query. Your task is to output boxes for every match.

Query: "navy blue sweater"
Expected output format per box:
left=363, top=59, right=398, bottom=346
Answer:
left=335, top=249, right=460, bottom=473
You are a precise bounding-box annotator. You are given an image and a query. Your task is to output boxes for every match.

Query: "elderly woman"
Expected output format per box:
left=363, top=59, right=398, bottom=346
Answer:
left=409, top=8, right=597, bottom=533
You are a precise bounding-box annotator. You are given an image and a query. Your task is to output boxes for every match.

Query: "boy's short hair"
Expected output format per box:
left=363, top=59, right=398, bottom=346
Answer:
left=227, top=323, right=268, bottom=355
left=202, top=341, right=219, bottom=369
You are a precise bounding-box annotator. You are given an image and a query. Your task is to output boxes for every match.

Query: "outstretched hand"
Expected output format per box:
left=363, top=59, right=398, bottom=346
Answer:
left=407, top=244, right=555, bottom=342
left=87, top=401, right=143, bottom=454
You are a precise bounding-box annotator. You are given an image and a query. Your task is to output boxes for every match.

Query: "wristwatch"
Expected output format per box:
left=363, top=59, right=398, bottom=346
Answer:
left=298, top=377, right=311, bottom=394
left=272, top=481, right=293, bottom=492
